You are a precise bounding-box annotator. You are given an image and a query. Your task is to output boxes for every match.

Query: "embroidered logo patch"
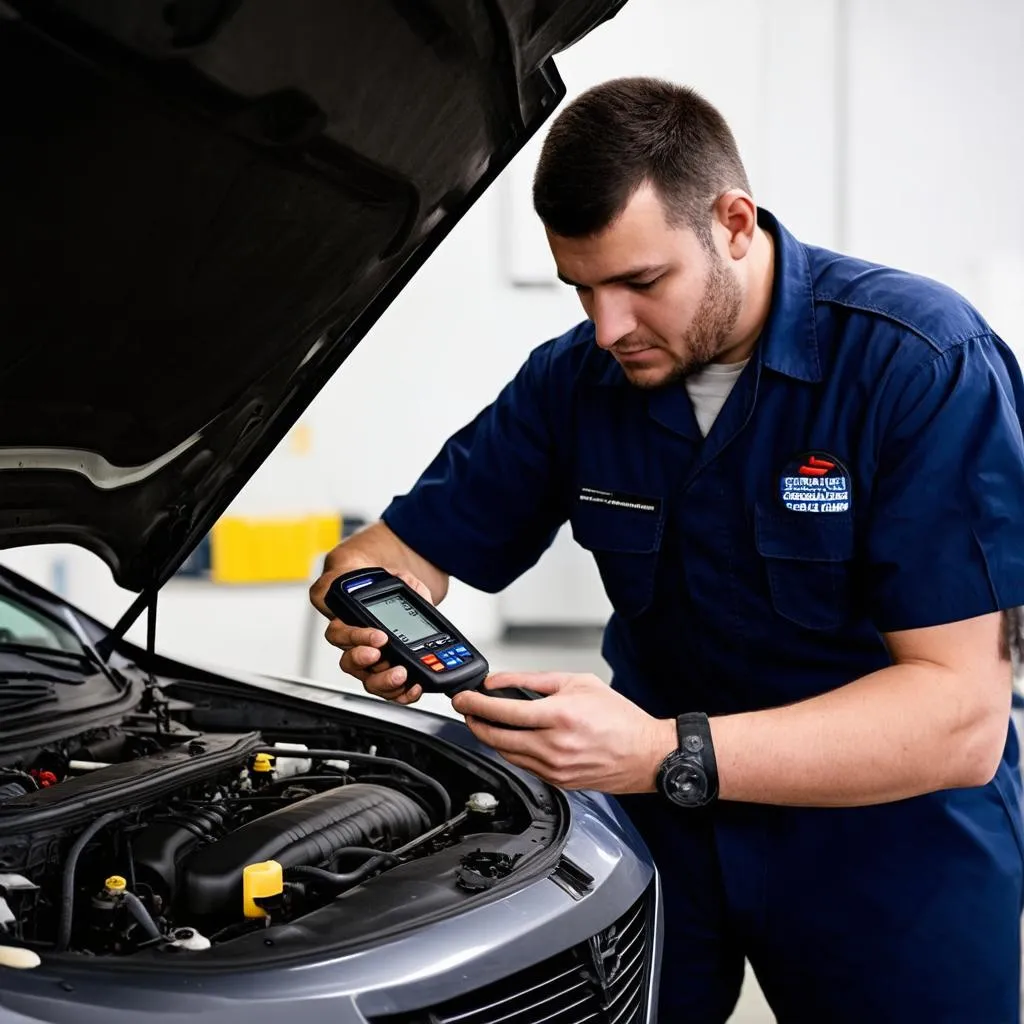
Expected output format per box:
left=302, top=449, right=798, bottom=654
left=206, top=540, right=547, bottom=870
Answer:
left=778, top=452, right=851, bottom=513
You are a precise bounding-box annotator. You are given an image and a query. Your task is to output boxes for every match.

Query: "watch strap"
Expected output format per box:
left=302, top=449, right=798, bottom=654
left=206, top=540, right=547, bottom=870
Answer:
left=675, top=712, right=718, bottom=796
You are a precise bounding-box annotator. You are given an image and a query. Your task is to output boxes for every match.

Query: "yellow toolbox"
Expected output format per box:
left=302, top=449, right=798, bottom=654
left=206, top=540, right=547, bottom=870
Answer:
left=210, top=514, right=342, bottom=584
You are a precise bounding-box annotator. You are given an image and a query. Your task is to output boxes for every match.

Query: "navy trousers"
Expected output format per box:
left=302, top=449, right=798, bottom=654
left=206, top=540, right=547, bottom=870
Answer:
left=618, top=782, right=1024, bottom=1023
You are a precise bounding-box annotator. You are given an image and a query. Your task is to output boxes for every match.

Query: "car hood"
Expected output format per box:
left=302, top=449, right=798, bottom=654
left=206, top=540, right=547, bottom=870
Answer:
left=0, top=0, right=626, bottom=596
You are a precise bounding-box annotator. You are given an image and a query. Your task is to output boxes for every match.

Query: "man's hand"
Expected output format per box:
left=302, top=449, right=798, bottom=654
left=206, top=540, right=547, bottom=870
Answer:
left=308, top=522, right=452, bottom=705
left=451, top=672, right=676, bottom=793
left=318, top=566, right=434, bottom=706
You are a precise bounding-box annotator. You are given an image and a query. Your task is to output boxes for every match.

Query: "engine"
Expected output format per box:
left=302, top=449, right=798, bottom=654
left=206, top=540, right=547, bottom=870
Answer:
left=0, top=730, right=518, bottom=957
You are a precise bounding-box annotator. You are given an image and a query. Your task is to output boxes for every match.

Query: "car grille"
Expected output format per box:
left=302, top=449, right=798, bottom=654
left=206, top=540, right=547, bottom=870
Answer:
left=372, top=886, right=653, bottom=1024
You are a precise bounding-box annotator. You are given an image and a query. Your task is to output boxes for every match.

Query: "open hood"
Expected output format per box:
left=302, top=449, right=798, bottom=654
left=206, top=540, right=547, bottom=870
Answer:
left=0, top=0, right=627, bottom=594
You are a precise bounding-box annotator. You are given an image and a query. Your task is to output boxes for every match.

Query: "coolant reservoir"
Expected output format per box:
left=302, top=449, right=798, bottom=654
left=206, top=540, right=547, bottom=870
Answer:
left=272, top=742, right=312, bottom=778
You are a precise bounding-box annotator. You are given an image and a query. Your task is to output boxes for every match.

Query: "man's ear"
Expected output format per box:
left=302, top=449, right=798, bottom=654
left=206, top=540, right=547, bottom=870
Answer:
left=713, top=190, right=757, bottom=260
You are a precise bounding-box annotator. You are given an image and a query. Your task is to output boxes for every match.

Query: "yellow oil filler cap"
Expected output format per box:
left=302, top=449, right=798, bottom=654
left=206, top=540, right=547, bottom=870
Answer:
left=105, top=875, right=127, bottom=894
left=251, top=753, right=275, bottom=773
left=243, top=860, right=283, bottom=919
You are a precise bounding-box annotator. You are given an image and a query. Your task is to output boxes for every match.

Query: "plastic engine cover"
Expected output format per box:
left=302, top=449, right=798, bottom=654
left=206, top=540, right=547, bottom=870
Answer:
left=182, top=783, right=429, bottom=919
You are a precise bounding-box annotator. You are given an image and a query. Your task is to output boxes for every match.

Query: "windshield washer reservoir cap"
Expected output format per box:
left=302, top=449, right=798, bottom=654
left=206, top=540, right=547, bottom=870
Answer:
left=467, top=792, right=499, bottom=815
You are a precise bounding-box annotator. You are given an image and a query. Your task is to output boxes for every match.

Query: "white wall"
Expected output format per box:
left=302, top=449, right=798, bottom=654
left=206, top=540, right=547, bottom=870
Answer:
left=502, top=0, right=844, bottom=626
left=843, top=0, right=1024, bottom=357
left=4, top=0, right=1023, bottom=682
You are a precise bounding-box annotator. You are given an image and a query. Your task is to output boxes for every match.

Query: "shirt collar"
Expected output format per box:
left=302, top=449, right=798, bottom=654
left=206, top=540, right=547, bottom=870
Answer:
left=756, top=207, right=822, bottom=383
left=589, top=206, right=822, bottom=387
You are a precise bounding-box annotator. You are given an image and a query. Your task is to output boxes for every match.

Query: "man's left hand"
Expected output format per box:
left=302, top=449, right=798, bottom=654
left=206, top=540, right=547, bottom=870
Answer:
left=450, top=672, right=676, bottom=793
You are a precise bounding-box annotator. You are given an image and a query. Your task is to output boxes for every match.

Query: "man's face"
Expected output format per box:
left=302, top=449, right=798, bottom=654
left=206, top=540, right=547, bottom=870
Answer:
left=546, top=184, right=744, bottom=388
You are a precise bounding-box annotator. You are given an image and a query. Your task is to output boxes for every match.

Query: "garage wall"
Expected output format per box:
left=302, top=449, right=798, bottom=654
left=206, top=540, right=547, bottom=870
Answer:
left=4, top=0, right=1023, bottom=681
left=843, top=0, right=1024, bottom=343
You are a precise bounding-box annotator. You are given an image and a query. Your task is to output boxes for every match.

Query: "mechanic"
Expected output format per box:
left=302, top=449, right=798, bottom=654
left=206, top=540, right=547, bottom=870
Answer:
left=310, top=77, right=1024, bottom=1022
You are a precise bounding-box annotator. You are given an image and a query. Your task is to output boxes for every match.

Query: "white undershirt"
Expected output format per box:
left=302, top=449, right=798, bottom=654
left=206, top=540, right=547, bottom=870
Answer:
left=683, top=359, right=750, bottom=437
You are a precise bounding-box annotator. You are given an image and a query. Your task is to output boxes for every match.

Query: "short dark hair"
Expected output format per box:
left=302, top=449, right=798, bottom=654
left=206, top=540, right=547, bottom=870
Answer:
left=532, top=77, right=751, bottom=245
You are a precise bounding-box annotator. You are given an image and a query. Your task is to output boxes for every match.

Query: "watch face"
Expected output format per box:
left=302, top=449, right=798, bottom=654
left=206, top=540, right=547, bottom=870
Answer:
left=664, top=760, right=708, bottom=806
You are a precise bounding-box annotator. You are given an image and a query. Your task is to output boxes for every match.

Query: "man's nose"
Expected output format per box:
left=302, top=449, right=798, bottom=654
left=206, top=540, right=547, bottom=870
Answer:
left=590, top=291, right=637, bottom=350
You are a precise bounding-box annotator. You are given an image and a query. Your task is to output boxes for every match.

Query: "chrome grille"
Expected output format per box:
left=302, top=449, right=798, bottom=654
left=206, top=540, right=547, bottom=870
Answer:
left=373, top=887, right=653, bottom=1024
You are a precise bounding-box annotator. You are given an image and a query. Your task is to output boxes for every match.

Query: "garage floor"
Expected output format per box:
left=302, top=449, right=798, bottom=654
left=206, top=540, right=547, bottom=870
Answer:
left=484, top=635, right=776, bottom=1024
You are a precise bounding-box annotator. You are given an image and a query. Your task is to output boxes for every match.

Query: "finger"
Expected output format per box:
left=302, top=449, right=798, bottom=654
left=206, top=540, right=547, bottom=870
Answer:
left=348, top=645, right=383, bottom=669
left=363, top=665, right=409, bottom=697
left=452, top=690, right=548, bottom=729
left=338, top=652, right=369, bottom=683
left=482, top=672, right=570, bottom=696
left=495, top=751, right=558, bottom=783
left=309, top=574, right=335, bottom=619
left=392, top=569, right=433, bottom=604
left=393, top=684, right=423, bottom=705
left=337, top=651, right=397, bottom=684
left=462, top=713, right=546, bottom=754
left=338, top=650, right=391, bottom=678
left=325, top=622, right=388, bottom=650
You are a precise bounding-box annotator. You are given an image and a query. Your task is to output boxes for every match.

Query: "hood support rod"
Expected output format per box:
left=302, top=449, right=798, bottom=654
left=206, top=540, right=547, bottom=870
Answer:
left=147, top=590, right=158, bottom=672
left=96, top=584, right=158, bottom=664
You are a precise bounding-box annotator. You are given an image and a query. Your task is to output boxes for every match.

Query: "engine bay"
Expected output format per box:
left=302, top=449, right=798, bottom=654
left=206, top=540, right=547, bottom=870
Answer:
left=0, top=675, right=563, bottom=962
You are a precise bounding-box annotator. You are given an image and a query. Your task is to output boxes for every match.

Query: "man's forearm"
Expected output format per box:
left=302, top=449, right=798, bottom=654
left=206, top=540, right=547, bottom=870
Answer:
left=700, top=662, right=1010, bottom=807
left=321, top=521, right=450, bottom=605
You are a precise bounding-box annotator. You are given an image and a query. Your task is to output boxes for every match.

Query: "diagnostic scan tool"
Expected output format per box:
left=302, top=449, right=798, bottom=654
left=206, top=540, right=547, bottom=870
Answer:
left=326, top=568, right=536, bottom=703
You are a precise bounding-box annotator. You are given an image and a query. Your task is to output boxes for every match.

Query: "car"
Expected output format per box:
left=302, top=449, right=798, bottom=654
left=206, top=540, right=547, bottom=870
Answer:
left=0, top=2, right=661, bottom=1023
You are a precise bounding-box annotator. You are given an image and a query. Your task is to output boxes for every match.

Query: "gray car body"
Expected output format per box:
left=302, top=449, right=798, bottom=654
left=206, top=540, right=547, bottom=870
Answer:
left=0, top=667, right=662, bottom=1023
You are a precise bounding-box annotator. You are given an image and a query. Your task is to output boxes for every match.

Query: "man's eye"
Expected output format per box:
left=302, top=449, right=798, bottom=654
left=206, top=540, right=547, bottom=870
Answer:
left=628, top=278, right=659, bottom=291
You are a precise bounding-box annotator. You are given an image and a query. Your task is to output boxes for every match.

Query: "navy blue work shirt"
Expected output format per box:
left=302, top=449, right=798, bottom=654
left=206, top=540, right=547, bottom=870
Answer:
left=383, top=209, right=1024, bottom=981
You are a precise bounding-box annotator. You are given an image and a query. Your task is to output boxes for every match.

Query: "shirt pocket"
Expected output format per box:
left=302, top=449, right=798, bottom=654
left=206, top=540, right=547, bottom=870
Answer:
left=570, top=495, right=665, bottom=618
left=755, top=504, right=855, bottom=630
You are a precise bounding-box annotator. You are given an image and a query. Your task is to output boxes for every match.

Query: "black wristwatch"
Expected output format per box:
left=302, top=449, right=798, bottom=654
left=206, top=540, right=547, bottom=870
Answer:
left=656, top=712, right=719, bottom=808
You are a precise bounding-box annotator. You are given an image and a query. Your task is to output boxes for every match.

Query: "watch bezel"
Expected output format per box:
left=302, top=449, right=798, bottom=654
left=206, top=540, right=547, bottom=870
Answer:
left=658, top=751, right=709, bottom=807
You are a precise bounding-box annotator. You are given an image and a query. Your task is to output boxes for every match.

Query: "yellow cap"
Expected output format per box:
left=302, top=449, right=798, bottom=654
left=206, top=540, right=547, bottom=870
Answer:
left=251, top=753, right=275, bottom=773
left=242, top=860, right=283, bottom=918
left=105, top=875, right=127, bottom=893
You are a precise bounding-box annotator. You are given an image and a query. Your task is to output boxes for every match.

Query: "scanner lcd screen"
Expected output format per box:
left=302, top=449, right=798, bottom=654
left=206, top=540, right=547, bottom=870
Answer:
left=365, top=594, right=439, bottom=645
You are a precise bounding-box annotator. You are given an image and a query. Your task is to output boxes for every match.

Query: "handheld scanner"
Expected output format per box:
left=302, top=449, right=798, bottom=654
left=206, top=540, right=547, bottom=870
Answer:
left=325, top=568, right=489, bottom=696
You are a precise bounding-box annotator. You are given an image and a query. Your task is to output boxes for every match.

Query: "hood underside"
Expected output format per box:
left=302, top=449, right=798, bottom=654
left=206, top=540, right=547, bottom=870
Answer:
left=0, top=0, right=626, bottom=592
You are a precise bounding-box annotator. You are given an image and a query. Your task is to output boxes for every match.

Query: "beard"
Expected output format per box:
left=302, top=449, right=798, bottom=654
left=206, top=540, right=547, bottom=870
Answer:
left=617, top=254, right=744, bottom=389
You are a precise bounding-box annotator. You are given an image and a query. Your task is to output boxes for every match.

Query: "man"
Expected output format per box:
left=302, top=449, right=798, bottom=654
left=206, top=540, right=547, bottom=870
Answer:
left=310, top=77, right=1024, bottom=1021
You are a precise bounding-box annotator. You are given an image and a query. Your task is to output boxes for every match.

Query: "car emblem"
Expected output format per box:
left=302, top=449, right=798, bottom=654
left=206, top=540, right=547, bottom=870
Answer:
left=586, top=922, right=624, bottom=1006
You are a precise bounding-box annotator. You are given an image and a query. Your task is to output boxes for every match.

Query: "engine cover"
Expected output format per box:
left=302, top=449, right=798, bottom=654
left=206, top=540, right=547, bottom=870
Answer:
left=183, top=783, right=429, bottom=919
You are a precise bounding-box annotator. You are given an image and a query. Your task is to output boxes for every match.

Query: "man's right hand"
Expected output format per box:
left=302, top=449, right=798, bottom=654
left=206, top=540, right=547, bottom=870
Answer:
left=310, top=522, right=450, bottom=706
left=312, top=562, right=432, bottom=706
